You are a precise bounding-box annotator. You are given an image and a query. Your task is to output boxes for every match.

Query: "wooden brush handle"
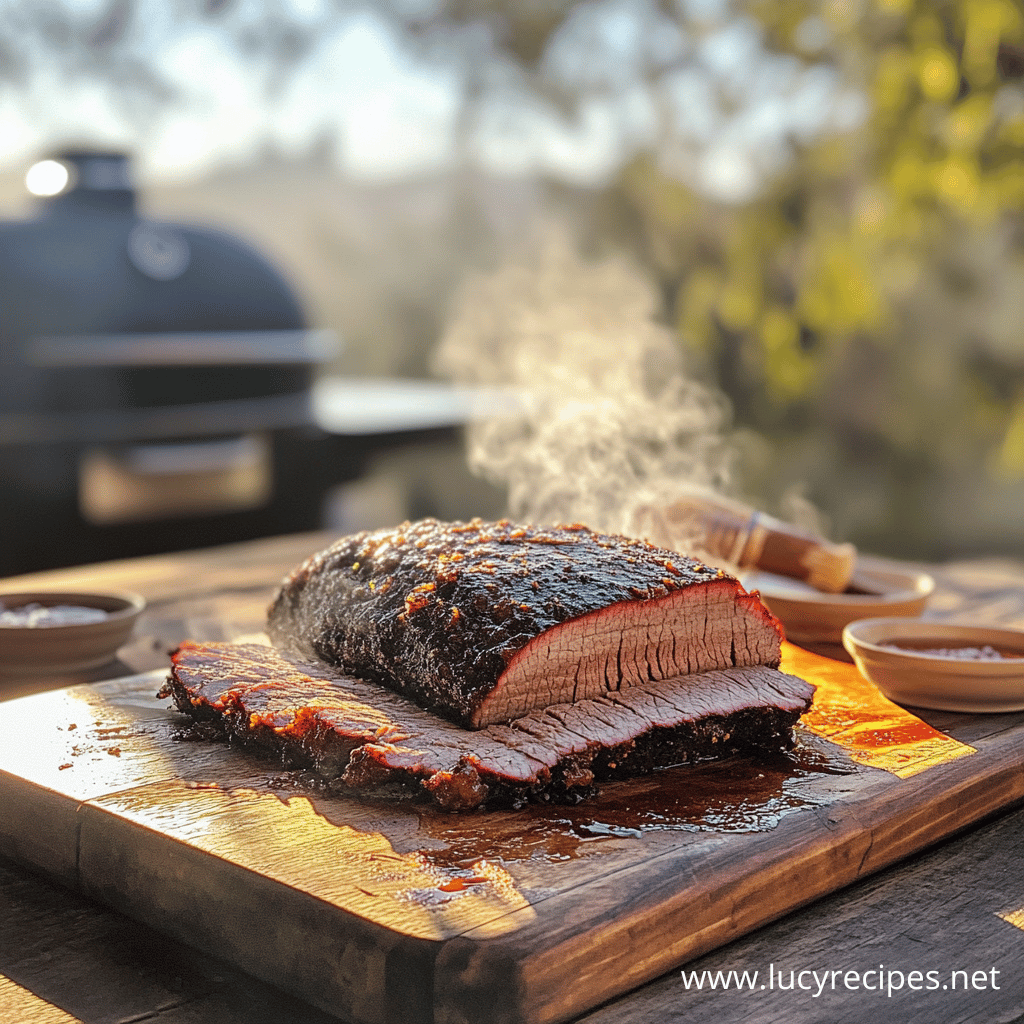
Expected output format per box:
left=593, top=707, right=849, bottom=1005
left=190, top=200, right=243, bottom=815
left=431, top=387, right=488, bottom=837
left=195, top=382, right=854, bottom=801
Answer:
left=653, top=496, right=856, bottom=594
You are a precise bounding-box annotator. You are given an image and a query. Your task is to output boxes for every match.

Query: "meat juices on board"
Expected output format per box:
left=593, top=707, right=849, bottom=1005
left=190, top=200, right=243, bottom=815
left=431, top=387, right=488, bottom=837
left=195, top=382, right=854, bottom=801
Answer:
left=164, top=642, right=814, bottom=811
left=161, top=518, right=815, bottom=810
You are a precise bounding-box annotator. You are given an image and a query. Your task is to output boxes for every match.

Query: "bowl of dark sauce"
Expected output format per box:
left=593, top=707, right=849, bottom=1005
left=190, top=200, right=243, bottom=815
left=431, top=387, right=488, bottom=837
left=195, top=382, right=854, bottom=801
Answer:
left=843, top=617, right=1024, bottom=713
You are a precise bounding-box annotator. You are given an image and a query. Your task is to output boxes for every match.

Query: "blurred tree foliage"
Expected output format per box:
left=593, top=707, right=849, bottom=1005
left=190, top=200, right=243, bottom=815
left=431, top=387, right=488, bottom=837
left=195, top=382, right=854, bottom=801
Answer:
left=609, top=0, right=1024, bottom=557
left=5, top=0, right=1023, bottom=556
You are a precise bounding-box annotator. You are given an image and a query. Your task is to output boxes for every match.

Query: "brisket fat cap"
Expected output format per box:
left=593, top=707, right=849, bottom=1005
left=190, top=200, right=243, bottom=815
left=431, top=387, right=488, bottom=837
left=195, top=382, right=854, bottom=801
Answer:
left=165, top=641, right=815, bottom=812
left=266, top=518, right=784, bottom=730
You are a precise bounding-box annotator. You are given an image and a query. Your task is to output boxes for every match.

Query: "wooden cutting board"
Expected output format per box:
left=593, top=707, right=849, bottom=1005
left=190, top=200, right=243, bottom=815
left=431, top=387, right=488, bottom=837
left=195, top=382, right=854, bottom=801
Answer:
left=1, top=645, right=1023, bottom=1024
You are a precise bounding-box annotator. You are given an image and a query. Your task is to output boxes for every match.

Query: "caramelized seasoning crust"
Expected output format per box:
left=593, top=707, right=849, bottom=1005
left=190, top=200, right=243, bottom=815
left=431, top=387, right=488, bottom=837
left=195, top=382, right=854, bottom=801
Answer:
left=267, top=518, right=783, bottom=728
left=163, top=641, right=813, bottom=811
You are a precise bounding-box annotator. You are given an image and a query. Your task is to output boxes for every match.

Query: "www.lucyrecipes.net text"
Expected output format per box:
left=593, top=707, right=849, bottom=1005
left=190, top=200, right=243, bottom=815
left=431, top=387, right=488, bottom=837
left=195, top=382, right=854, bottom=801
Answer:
left=681, top=964, right=1002, bottom=998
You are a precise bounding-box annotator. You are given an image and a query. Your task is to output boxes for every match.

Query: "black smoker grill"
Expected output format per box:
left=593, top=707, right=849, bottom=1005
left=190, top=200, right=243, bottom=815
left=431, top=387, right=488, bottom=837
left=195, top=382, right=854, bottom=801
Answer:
left=0, top=150, right=344, bottom=576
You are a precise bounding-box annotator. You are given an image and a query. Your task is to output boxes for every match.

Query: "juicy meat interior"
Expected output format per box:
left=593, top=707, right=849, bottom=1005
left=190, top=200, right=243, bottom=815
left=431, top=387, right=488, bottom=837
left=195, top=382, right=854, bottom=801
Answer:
left=164, top=641, right=814, bottom=811
left=267, top=518, right=784, bottom=728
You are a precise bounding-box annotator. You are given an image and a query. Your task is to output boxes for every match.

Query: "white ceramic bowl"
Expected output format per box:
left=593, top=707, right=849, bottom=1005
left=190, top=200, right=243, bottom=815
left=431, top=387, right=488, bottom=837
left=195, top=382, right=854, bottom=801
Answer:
left=842, top=617, right=1024, bottom=713
left=0, top=591, right=145, bottom=675
left=743, top=557, right=934, bottom=646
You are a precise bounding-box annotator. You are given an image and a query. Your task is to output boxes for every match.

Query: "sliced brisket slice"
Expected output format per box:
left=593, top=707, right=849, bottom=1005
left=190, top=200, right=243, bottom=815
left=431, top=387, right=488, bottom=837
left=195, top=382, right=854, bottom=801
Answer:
left=163, top=641, right=814, bottom=811
left=267, top=518, right=784, bottom=729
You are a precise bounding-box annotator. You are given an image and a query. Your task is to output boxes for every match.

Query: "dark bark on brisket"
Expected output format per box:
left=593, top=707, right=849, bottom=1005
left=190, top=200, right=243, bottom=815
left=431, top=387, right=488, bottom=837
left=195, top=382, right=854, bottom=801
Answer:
left=266, top=518, right=784, bottom=728
left=163, top=641, right=813, bottom=811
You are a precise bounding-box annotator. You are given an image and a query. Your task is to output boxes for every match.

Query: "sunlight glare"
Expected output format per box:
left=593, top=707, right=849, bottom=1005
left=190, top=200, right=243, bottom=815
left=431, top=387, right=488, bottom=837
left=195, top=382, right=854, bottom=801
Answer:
left=25, top=159, right=70, bottom=196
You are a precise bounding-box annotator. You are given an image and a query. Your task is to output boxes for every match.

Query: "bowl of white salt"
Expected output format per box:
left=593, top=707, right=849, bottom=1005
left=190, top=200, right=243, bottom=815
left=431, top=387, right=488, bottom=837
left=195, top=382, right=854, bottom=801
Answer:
left=0, top=591, right=145, bottom=675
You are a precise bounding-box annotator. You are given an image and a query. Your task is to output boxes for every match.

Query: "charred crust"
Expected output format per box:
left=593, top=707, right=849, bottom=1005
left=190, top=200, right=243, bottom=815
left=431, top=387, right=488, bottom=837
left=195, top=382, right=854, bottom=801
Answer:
left=266, top=518, right=781, bottom=728
left=164, top=642, right=809, bottom=813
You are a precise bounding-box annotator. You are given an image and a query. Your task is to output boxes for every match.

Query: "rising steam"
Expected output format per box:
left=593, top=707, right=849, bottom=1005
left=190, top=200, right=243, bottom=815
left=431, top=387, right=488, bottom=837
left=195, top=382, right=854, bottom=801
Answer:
left=434, top=227, right=737, bottom=544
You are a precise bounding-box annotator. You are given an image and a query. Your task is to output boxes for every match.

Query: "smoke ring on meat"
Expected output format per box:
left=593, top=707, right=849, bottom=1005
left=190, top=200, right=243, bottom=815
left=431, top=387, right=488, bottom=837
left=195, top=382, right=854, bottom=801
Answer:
left=267, top=518, right=785, bottom=729
left=162, top=642, right=815, bottom=812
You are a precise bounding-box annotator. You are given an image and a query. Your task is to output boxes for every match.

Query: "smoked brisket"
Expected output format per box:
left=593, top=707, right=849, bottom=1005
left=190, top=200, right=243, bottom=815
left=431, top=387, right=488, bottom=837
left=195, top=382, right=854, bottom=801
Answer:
left=164, top=641, right=815, bottom=811
left=267, top=519, right=784, bottom=728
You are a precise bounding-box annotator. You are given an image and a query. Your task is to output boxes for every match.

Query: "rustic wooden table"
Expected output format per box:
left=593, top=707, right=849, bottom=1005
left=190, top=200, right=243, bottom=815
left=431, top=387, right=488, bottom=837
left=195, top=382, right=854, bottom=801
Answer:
left=2, top=534, right=1024, bottom=1024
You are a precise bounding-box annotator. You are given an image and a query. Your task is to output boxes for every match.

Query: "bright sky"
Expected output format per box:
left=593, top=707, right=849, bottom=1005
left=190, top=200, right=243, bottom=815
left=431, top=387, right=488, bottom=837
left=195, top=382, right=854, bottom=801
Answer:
left=0, top=0, right=862, bottom=202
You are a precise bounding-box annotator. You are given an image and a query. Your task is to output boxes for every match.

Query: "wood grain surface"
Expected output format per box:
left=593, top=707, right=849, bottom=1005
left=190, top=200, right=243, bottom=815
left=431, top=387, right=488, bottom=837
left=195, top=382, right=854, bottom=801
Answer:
left=2, top=658, right=1023, bottom=1023
left=4, top=538, right=1024, bottom=1024
left=578, top=803, right=1024, bottom=1024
